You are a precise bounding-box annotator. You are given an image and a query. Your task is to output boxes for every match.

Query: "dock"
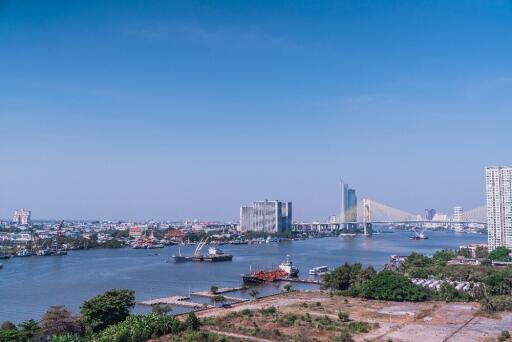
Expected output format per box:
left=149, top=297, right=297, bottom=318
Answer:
left=192, top=286, right=243, bottom=295
left=277, top=278, right=322, bottom=284
left=139, top=296, right=213, bottom=309
left=192, top=291, right=248, bottom=303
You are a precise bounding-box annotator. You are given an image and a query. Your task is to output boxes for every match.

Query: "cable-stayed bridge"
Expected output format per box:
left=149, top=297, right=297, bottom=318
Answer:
left=292, top=199, right=486, bottom=235
left=357, top=199, right=486, bottom=225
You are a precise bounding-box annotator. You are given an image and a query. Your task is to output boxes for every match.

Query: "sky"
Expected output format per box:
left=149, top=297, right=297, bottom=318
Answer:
left=1, top=0, right=512, bottom=221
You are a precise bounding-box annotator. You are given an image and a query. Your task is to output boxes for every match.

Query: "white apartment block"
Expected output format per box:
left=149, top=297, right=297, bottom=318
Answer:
left=240, top=200, right=292, bottom=233
left=486, top=167, right=512, bottom=250
left=13, top=208, right=31, bottom=225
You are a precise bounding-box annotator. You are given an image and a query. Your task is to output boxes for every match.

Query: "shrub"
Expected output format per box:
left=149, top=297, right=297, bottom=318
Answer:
left=332, top=329, right=354, bottom=342
left=80, top=289, right=135, bottom=333
left=488, top=247, right=512, bottom=262
left=480, top=295, right=512, bottom=312
left=184, top=312, right=200, bottom=331
left=39, top=305, right=82, bottom=339
left=338, top=311, right=350, bottom=322
left=0, top=322, right=16, bottom=330
left=359, top=271, right=426, bottom=301
left=92, top=313, right=184, bottom=342
left=348, top=321, right=369, bottom=333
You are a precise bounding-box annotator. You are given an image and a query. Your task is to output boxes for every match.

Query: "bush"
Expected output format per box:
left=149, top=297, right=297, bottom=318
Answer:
left=0, top=322, right=16, bottom=331
left=51, top=334, right=88, bottom=342
left=323, top=263, right=376, bottom=291
left=39, top=305, right=82, bottom=339
left=348, top=321, right=369, bottom=333
left=338, top=311, right=349, bottom=322
left=480, top=295, right=512, bottom=312
left=332, top=330, right=354, bottom=342
left=184, top=312, right=200, bottom=331
left=81, top=289, right=135, bottom=333
left=92, top=313, right=184, bottom=342
left=359, top=271, right=426, bottom=301
left=488, top=247, right=512, bottom=262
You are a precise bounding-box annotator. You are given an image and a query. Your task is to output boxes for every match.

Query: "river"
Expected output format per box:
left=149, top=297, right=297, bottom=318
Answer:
left=0, top=231, right=486, bottom=323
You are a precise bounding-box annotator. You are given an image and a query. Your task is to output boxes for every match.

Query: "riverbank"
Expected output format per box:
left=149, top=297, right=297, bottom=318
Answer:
left=166, top=291, right=512, bottom=342
left=0, top=232, right=486, bottom=323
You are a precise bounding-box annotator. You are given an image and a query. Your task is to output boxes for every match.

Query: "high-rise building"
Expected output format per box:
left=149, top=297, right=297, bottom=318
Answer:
left=340, top=181, right=357, bottom=224
left=486, top=167, right=512, bottom=250
left=239, top=200, right=292, bottom=233
left=453, top=206, right=464, bottom=232
left=239, top=206, right=253, bottom=232
left=425, top=209, right=436, bottom=221
left=13, top=209, right=31, bottom=225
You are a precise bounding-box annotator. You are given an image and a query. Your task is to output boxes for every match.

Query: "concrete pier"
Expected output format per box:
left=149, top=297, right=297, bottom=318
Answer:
left=139, top=296, right=213, bottom=309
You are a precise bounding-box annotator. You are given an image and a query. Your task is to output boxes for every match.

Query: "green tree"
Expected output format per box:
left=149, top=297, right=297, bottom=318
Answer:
left=209, top=285, right=219, bottom=294
left=359, top=271, right=426, bottom=301
left=283, top=284, right=292, bottom=292
left=488, top=247, right=512, bottom=262
left=475, top=246, right=488, bottom=259
left=184, top=312, right=200, bottom=331
left=151, top=304, right=172, bottom=316
left=39, top=305, right=82, bottom=339
left=18, top=320, right=40, bottom=340
left=80, top=289, right=135, bottom=333
left=212, top=295, right=226, bottom=307
left=0, top=321, right=16, bottom=330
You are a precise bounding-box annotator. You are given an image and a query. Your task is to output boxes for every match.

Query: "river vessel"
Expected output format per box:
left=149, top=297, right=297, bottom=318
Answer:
left=309, top=266, right=329, bottom=276
left=278, top=255, right=299, bottom=277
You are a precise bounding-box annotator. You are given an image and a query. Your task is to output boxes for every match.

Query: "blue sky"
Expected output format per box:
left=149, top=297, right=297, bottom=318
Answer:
left=1, top=0, right=511, bottom=221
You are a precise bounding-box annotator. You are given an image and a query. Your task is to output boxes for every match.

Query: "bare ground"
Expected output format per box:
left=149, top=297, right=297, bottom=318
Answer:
left=187, top=292, right=512, bottom=342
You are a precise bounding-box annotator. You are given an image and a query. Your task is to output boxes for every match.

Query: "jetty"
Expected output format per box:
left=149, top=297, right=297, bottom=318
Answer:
left=192, top=291, right=248, bottom=303
left=277, top=278, right=322, bottom=284
left=139, top=296, right=213, bottom=309
left=192, top=286, right=243, bottom=295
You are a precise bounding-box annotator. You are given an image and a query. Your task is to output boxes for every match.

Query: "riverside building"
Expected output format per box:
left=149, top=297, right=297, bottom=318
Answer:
left=12, top=209, right=31, bottom=225
left=239, top=200, right=292, bottom=233
left=486, top=167, right=512, bottom=250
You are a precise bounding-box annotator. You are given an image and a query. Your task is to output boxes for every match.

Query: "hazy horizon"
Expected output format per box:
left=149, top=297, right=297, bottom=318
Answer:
left=1, top=1, right=511, bottom=221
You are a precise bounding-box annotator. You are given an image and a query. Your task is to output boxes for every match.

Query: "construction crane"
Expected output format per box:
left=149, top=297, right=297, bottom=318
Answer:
left=56, top=220, right=64, bottom=249
left=193, top=237, right=209, bottom=258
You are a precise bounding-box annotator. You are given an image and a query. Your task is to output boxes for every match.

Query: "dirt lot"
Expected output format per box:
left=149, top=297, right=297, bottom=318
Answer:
left=188, top=292, right=512, bottom=342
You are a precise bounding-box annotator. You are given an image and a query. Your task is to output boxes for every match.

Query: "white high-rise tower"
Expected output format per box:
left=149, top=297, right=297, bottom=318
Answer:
left=486, top=167, right=512, bottom=250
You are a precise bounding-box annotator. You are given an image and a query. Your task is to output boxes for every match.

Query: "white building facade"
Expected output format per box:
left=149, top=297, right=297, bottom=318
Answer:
left=486, top=167, right=512, bottom=250
left=453, top=206, right=464, bottom=232
left=13, top=209, right=31, bottom=225
left=239, top=200, right=292, bottom=233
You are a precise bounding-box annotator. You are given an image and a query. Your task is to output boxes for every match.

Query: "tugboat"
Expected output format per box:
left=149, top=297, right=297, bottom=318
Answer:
left=278, top=255, right=299, bottom=277
left=203, top=245, right=233, bottom=262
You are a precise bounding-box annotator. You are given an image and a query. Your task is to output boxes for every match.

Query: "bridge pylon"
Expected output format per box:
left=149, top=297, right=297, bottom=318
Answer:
left=363, top=199, right=373, bottom=236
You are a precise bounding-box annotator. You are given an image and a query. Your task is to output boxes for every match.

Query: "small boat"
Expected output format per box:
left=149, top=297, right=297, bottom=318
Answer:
left=409, top=233, right=428, bottom=240
left=278, top=255, right=299, bottom=277
left=339, top=233, right=357, bottom=237
left=309, top=266, right=329, bottom=276
left=16, top=249, right=32, bottom=257
left=35, top=249, right=53, bottom=256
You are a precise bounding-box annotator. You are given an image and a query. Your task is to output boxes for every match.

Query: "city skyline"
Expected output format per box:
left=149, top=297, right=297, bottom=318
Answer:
left=2, top=1, right=512, bottom=220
